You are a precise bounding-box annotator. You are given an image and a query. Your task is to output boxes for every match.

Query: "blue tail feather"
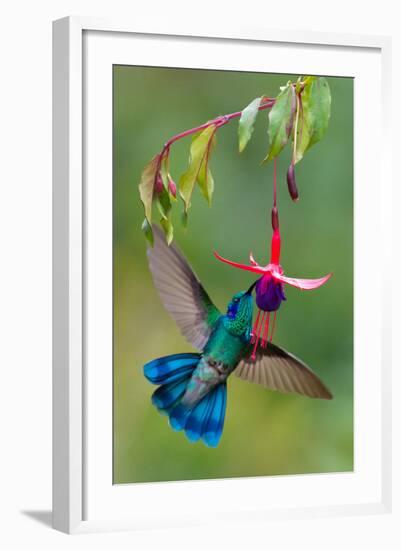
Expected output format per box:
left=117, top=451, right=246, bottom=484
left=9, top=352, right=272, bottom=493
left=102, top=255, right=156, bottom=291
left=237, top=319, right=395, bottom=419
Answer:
left=143, top=352, right=228, bottom=447
left=169, top=403, right=191, bottom=431
left=144, top=353, right=200, bottom=385
left=169, top=383, right=227, bottom=447
left=151, top=377, right=189, bottom=413
left=184, top=388, right=217, bottom=442
left=203, top=383, right=227, bottom=447
left=144, top=353, right=199, bottom=418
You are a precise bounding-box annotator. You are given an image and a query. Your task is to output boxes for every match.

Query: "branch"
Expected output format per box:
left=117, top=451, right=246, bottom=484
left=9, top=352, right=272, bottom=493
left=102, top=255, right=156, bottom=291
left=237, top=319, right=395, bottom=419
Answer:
left=154, top=97, right=275, bottom=184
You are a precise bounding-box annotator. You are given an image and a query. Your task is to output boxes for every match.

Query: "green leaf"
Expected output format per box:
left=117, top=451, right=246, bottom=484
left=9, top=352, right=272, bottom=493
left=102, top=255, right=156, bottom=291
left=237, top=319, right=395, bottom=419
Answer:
left=292, top=95, right=311, bottom=164
left=138, top=155, right=159, bottom=223
left=197, top=161, right=214, bottom=206
left=155, top=185, right=171, bottom=219
left=303, top=76, right=331, bottom=149
left=160, top=217, right=174, bottom=245
left=264, top=84, right=296, bottom=162
left=238, top=97, right=262, bottom=152
left=293, top=77, right=331, bottom=164
left=197, top=131, right=216, bottom=205
left=160, top=155, right=169, bottom=188
left=179, top=125, right=216, bottom=212
left=141, top=218, right=154, bottom=246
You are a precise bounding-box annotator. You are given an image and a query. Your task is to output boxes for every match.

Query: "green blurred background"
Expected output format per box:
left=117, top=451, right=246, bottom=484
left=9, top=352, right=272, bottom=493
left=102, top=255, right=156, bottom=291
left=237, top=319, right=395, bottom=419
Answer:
left=113, top=66, right=353, bottom=484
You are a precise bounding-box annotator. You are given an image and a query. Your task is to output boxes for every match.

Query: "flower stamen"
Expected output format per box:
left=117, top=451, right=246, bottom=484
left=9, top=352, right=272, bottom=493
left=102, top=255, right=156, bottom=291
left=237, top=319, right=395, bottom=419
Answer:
left=251, top=311, right=265, bottom=360
left=250, top=310, right=261, bottom=344
left=261, top=312, right=270, bottom=348
left=270, top=311, right=277, bottom=342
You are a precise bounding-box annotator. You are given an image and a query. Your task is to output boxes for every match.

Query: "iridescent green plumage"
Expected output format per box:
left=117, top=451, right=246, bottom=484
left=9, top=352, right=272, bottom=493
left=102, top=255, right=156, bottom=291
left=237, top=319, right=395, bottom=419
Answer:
left=181, top=291, right=253, bottom=407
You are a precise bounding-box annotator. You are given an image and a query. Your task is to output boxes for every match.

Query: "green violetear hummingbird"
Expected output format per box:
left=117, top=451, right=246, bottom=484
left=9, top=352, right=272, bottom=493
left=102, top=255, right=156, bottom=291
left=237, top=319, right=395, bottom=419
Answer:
left=143, top=226, right=332, bottom=447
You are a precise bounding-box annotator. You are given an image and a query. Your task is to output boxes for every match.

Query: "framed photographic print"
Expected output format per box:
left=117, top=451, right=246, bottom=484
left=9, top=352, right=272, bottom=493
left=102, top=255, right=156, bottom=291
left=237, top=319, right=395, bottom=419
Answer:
left=52, top=17, right=393, bottom=536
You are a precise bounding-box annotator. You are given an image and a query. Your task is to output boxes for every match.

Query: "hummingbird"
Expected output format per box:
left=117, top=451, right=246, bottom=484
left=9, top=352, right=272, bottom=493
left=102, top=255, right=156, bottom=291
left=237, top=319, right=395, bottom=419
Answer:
left=143, top=226, right=332, bottom=447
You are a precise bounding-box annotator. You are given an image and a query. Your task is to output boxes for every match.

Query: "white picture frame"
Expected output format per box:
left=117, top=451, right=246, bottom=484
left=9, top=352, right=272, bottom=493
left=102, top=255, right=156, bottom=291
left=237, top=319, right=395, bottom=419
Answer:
left=52, top=16, right=393, bottom=535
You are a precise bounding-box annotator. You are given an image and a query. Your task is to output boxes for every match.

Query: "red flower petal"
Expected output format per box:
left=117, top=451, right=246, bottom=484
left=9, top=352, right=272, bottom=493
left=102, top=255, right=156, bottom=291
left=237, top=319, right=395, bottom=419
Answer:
left=273, top=271, right=333, bottom=290
left=213, top=251, right=266, bottom=274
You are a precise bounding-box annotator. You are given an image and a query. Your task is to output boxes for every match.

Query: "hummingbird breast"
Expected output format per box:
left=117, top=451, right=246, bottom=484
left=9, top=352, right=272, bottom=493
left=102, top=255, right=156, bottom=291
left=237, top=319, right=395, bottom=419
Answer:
left=181, top=321, right=248, bottom=408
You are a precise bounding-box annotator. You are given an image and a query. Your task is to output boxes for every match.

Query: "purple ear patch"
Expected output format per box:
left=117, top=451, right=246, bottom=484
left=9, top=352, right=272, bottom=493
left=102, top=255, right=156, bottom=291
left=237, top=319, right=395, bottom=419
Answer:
left=255, top=275, right=286, bottom=312
left=227, top=301, right=239, bottom=319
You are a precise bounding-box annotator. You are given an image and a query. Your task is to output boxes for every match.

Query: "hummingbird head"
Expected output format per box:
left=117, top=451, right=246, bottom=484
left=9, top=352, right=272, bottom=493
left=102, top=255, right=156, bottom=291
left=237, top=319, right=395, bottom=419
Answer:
left=225, top=285, right=255, bottom=335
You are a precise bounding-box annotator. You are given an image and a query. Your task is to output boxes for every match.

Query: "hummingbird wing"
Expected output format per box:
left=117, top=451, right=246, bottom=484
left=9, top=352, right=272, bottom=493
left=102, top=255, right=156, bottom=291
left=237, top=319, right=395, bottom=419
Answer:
left=147, top=226, right=221, bottom=351
left=235, top=342, right=332, bottom=399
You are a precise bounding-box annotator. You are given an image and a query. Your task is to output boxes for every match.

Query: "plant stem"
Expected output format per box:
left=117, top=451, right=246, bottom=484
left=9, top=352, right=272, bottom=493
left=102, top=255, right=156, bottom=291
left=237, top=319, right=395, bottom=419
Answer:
left=273, top=157, right=277, bottom=208
left=154, top=97, right=275, bottom=182
left=271, top=157, right=280, bottom=233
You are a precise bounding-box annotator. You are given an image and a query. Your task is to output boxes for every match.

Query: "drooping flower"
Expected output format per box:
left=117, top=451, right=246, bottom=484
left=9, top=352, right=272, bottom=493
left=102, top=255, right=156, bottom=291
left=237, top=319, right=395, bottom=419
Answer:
left=214, top=217, right=332, bottom=359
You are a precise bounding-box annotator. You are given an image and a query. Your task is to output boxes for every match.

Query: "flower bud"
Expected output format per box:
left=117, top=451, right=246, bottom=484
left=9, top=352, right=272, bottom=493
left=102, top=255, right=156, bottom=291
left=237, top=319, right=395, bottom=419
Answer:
left=168, top=177, right=177, bottom=198
left=154, top=172, right=164, bottom=194
left=271, top=206, right=279, bottom=231
left=286, top=164, right=299, bottom=202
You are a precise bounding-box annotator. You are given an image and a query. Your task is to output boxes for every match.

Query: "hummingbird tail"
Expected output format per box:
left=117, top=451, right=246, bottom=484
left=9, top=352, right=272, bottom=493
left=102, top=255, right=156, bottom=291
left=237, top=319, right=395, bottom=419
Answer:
left=143, top=353, right=228, bottom=447
left=169, top=382, right=227, bottom=448
left=144, top=353, right=200, bottom=385
left=144, top=353, right=200, bottom=415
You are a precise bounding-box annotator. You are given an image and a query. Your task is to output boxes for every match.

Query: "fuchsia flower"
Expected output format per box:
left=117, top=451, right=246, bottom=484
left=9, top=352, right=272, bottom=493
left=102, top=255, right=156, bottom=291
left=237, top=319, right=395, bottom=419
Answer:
left=214, top=207, right=332, bottom=359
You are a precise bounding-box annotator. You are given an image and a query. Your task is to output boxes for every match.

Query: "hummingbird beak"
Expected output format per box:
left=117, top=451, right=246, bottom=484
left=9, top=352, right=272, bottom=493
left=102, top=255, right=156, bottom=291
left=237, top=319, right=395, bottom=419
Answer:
left=246, top=281, right=257, bottom=295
